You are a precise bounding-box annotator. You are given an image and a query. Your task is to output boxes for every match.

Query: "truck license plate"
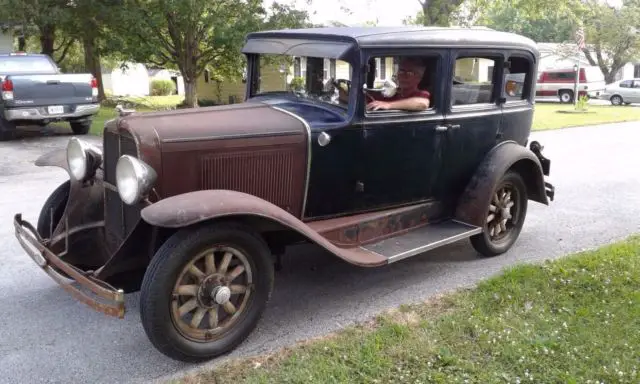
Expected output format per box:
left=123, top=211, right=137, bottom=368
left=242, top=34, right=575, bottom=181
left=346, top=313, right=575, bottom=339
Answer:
left=48, top=106, right=64, bottom=114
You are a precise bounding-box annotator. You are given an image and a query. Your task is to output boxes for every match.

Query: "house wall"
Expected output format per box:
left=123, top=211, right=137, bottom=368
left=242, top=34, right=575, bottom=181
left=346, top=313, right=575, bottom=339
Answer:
left=454, top=57, right=494, bottom=83
left=197, top=58, right=353, bottom=104
left=0, top=30, right=13, bottom=53
left=102, top=62, right=150, bottom=96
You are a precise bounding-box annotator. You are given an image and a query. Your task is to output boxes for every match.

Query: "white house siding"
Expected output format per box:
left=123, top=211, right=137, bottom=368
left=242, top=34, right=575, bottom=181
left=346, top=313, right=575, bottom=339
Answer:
left=0, top=30, right=13, bottom=53
left=102, top=62, right=150, bottom=96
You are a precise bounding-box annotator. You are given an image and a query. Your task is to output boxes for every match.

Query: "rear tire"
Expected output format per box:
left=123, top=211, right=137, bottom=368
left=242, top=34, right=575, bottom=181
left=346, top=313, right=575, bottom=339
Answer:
left=139, top=221, right=274, bottom=362
left=470, top=171, right=528, bottom=257
left=558, top=90, right=573, bottom=103
left=0, top=117, right=16, bottom=141
left=70, top=121, right=91, bottom=135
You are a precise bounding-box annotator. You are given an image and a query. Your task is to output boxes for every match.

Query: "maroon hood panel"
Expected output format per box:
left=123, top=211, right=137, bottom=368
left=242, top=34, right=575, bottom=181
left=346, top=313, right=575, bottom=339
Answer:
left=108, top=100, right=311, bottom=219
left=116, top=101, right=308, bottom=145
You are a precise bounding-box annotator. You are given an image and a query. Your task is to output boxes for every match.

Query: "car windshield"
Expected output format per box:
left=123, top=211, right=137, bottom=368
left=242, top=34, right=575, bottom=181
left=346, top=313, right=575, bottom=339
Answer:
left=253, top=54, right=353, bottom=109
left=0, top=55, right=57, bottom=74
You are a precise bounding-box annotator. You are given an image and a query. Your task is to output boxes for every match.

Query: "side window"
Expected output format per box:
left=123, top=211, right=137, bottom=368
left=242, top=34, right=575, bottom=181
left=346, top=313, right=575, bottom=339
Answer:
left=503, top=55, right=532, bottom=102
left=632, top=80, right=640, bottom=88
left=452, top=56, right=498, bottom=106
left=620, top=80, right=632, bottom=88
left=364, top=55, right=439, bottom=113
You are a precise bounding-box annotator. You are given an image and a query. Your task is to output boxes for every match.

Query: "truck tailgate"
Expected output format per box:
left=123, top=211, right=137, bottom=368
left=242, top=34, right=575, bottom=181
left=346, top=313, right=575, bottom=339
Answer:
left=5, top=74, right=96, bottom=106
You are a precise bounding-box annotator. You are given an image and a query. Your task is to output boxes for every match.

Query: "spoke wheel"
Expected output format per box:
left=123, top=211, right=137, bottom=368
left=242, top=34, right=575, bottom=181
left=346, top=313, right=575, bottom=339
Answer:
left=140, top=221, right=274, bottom=362
left=171, top=245, right=253, bottom=342
left=470, top=171, right=528, bottom=257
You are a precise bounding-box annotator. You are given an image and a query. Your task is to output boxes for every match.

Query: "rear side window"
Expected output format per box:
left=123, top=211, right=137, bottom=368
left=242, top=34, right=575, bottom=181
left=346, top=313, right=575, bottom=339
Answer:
left=503, top=55, right=532, bottom=102
left=0, top=55, right=57, bottom=74
left=451, top=56, right=498, bottom=106
left=620, top=80, right=633, bottom=88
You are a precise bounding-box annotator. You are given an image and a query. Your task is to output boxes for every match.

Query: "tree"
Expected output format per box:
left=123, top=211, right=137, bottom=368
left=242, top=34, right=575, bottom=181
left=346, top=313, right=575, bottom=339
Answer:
left=115, top=0, right=312, bottom=108
left=463, top=0, right=640, bottom=84
left=0, top=0, right=75, bottom=62
left=576, top=0, right=640, bottom=83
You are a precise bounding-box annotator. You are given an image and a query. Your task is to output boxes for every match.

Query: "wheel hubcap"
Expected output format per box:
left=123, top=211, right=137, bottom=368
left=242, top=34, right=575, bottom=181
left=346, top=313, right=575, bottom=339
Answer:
left=171, top=246, right=253, bottom=342
left=486, top=186, right=517, bottom=241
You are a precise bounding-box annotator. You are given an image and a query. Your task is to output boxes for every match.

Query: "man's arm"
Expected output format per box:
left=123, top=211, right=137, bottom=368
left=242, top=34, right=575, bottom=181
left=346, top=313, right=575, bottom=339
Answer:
left=368, top=96, right=430, bottom=111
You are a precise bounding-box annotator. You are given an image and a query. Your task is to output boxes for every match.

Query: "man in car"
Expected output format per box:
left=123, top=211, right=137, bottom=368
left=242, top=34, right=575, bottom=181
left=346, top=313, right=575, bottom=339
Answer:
left=367, top=57, right=431, bottom=111
left=337, top=56, right=431, bottom=111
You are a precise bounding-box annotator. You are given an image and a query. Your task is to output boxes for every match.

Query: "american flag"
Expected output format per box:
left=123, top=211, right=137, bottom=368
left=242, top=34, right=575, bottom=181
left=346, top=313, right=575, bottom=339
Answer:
left=576, top=26, right=586, bottom=50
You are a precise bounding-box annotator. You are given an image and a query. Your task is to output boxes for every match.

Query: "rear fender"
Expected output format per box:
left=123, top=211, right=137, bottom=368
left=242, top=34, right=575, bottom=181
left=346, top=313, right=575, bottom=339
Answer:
left=140, top=190, right=387, bottom=267
left=454, top=141, right=549, bottom=227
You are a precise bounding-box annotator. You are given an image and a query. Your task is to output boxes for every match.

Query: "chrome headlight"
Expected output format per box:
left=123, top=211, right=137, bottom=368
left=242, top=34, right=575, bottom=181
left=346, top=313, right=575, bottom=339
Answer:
left=115, top=155, right=157, bottom=205
left=66, top=137, right=102, bottom=181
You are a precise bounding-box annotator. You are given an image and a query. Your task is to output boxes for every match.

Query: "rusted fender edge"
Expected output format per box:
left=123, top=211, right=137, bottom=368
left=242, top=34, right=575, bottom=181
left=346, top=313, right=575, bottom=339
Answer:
left=140, top=190, right=388, bottom=268
left=454, top=140, right=548, bottom=228
left=34, top=148, right=69, bottom=172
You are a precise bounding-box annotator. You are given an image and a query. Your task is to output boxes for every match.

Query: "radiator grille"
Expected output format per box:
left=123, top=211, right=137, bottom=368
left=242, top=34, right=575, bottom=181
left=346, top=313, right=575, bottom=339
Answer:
left=103, top=130, right=141, bottom=243
left=201, top=149, right=297, bottom=212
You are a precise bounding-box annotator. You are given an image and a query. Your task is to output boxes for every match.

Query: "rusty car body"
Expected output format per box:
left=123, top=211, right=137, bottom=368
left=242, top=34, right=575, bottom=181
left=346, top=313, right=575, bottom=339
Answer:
left=14, top=26, right=554, bottom=362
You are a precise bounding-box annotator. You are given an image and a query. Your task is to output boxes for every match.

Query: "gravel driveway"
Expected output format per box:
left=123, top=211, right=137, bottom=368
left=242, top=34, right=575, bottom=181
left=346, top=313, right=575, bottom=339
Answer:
left=1, top=122, right=639, bottom=384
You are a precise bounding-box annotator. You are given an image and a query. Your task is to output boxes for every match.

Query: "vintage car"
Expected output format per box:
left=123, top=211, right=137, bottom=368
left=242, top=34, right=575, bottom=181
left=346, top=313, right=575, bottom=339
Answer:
left=14, top=26, right=554, bottom=362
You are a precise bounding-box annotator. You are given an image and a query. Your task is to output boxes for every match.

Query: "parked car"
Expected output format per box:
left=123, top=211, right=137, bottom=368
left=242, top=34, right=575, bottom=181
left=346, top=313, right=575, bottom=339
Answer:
left=0, top=52, right=99, bottom=140
left=536, top=66, right=606, bottom=103
left=13, top=26, right=555, bottom=362
left=597, top=78, right=640, bottom=105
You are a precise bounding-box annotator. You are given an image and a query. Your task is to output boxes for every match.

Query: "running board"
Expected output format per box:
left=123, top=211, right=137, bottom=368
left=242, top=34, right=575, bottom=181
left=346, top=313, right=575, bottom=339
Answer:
left=360, top=220, right=482, bottom=264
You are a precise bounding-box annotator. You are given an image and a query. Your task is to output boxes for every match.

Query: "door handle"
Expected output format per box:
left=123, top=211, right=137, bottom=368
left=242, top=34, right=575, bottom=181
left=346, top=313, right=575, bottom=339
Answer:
left=435, top=124, right=460, bottom=132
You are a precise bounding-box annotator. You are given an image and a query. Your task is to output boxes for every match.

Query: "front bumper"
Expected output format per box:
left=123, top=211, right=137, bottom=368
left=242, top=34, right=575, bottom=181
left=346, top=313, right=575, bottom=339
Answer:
left=4, top=103, right=100, bottom=121
left=13, top=213, right=125, bottom=318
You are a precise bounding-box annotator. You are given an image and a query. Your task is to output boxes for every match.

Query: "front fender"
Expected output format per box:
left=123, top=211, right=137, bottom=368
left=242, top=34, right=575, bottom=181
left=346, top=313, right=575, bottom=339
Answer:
left=454, top=141, right=550, bottom=227
left=140, top=190, right=388, bottom=267
left=35, top=149, right=69, bottom=172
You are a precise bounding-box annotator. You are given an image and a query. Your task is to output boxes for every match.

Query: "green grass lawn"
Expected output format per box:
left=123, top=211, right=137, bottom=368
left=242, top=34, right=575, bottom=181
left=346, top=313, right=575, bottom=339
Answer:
left=175, top=235, right=640, bottom=384
left=532, top=103, right=640, bottom=131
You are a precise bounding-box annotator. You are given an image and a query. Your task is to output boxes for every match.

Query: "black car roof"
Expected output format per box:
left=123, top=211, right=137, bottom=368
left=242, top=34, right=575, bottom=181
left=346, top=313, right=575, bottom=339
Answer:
left=245, top=26, right=539, bottom=53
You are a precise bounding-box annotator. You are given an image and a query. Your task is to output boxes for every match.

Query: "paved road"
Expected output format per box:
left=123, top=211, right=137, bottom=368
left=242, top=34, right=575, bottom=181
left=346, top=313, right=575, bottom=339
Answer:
left=1, top=122, right=639, bottom=384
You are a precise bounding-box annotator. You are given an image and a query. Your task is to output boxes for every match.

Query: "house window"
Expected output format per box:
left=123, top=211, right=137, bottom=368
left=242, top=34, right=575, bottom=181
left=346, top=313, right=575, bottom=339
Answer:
left=487, top=66, right=494, bottom=82
left=634, top=64, right=640, bottom=78
left=380, top=58, right=386, bottom=80
left=330, top=59, right=336, bottom=78
left=204, top=69, right=209, bottom=83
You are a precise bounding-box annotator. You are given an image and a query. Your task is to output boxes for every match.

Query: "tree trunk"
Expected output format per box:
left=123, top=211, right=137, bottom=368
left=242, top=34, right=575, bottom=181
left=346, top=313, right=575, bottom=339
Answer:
left=18, top=36, right=26, bottom=51
left=40, top=24, right=56, bottom=57
left=83, top=36, right=106, bottom=101
left=183, top=79, right=198, bottom=108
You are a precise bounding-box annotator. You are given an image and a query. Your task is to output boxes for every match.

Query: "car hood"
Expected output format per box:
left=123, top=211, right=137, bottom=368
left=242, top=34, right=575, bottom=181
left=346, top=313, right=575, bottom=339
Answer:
left=110, top=100, right=309, bottom=146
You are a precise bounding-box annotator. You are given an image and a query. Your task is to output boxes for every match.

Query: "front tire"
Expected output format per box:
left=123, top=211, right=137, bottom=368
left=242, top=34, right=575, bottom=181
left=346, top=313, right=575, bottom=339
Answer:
left=36, top=180, right=72, bottom=278
left=139, top=221, right=274, bottom=362
left=610, top=95, right=623, bottom=106
left=470, top=170, right=528, bottom=257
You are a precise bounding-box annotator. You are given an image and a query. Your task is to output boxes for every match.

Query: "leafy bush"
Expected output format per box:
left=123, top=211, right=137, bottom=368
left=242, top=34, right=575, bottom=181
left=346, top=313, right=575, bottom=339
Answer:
left=288, top=76, right=305, bottom=91
left=151, top=79, right=176, bottom=96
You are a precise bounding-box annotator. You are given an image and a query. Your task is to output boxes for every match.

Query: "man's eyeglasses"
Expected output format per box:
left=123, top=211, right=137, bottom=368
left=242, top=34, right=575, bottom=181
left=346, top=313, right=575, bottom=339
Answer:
left=397, top=69, right=417, bottom=77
